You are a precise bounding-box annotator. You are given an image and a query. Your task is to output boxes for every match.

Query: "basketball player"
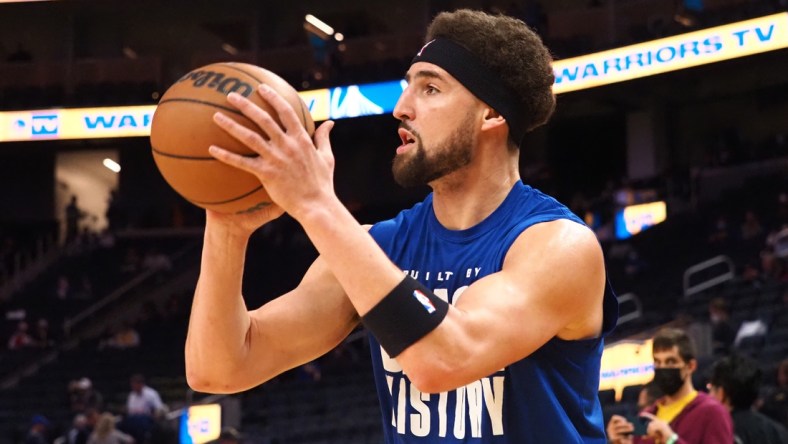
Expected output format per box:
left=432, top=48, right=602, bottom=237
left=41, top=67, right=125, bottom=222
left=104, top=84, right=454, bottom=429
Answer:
left=186, top=9, right=618, bottom=443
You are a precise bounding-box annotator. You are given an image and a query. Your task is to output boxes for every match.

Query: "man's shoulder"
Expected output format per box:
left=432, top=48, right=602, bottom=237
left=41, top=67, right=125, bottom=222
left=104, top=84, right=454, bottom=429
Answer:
left=686, top=391, right=729, bottom=416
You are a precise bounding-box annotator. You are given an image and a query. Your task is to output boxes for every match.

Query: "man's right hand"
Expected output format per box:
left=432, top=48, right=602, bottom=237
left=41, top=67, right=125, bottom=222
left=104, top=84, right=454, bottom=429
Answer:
left=607, top=415, right=635, bottom=444
left=205, top=203, right=284, bottom=238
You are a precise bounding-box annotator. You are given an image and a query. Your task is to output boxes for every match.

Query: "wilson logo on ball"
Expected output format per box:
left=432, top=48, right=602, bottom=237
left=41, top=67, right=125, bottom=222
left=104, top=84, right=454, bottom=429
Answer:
left=177, top=70, right=255, bottom=97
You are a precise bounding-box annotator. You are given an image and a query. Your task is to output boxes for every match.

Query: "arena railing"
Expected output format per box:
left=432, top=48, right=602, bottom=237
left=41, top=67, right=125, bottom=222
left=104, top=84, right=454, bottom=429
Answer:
left=616, top=292, right=644, bottom=326
left=682, top=254, right=735, bottom=298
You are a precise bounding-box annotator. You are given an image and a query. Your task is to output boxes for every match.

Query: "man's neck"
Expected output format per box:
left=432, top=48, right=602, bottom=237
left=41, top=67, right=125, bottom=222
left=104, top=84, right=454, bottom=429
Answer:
left=430, top=143, right=520, bottom=230
left=663, top=382, right=696, bottom=405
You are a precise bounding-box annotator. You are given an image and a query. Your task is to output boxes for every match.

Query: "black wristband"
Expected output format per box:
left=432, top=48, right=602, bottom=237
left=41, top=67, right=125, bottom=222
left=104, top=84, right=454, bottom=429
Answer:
left=361, top=276, right=449, bottom=358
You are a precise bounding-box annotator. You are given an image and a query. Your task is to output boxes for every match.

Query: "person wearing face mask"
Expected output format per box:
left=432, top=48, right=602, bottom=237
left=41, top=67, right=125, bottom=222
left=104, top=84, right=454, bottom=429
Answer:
left=708, top=298, right=735, bottom=356
left=607, top=328, right=733, bottom=444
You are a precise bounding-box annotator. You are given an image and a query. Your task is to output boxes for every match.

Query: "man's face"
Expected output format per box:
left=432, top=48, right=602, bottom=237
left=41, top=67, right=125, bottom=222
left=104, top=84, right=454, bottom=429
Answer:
left=391, top=62, right=481, bottom=187
left=653, top=346, right=687, bottom=369
left=653, top=346, right=694, bottom=381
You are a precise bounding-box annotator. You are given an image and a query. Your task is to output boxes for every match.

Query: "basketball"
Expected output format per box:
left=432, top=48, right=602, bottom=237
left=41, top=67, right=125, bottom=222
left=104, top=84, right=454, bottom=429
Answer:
left=150, top=62, right=315, bottom=214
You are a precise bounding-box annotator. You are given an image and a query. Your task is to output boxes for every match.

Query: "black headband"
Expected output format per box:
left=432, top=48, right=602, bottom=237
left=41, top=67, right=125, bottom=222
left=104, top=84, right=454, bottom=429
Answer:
left=411, top=38, right=526, bottom=145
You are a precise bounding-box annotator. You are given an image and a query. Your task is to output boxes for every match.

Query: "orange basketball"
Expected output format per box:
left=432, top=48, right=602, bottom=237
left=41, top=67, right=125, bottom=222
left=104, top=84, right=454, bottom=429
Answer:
left=150, top=62, right=315, bottom=214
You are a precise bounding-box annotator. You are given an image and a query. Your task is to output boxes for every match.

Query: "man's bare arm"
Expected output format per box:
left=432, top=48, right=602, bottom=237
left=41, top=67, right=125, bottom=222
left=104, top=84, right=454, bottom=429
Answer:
left=185, top=218, right=359, bottom=394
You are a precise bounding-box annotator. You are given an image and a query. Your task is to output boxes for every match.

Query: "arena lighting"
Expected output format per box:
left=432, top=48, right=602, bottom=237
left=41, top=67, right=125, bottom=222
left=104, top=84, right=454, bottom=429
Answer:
left=122, top=46, right=138, bottom=60
left=102, top=158, right=121, bottom=173
left=614, top=201, right=667, bottom=240
left=1, top=13, right=786, bottom=142
left=221, top=43, right=238, bottom=56
left=304, top=14, right=335, bottom=36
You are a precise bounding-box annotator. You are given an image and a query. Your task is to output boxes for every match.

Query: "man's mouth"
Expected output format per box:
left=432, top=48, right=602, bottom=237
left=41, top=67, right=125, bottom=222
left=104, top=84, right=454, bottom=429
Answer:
left=397, top=128, right=416, bottom=154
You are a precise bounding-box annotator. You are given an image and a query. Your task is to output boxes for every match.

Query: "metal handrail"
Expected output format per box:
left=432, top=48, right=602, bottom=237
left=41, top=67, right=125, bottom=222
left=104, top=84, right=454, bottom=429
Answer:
left=616, top=292, right=643, bottom=326
left=62, top=269, right=156, bottom=337
left=683, top=255, right=735, bottom=298
left=62, top=236, right=200, bottom=336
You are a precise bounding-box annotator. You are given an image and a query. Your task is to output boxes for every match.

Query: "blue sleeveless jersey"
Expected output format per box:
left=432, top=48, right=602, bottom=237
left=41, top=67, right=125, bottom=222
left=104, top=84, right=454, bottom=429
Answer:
left=368, top=181, right=618, bottom=443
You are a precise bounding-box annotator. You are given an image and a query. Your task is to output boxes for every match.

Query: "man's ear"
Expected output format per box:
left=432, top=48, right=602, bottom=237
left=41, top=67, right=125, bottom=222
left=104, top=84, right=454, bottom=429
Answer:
left=687, top=358, right=698, bottom=373
left=481, top=107, right=507, bottom=132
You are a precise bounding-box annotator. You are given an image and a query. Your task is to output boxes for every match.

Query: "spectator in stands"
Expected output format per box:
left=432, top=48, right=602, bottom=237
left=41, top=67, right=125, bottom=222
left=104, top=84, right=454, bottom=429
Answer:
left=55, top=274, right=71, bottom=300
left=740, top=210, right=764, bottom=242
left=707, top=354, right=788, bottom=444
left=122, top=374, right=165, bottom=443
left=120, top=248, right=141, bottom=275
left=65, top=195, right=87, bottom=244
left=760, top=246, right=786, bottom=282
left=141, top=247, right=172, bottom=273
left=69, top=377, right=104, bottom=414
left=25, top=414, right=50, bottom=444
left=99, top=322, right=140, bottom=350
left=63, top=413, right=90, bottom=444
left=32, top=318, right=54, bottom=348
left=760, top=358, right=788, bottom=428
left=766, top=223, right=788, bottom=277
left=777, top=191, right=788, bottom=226
left=8, top=320, right=34, bottom=350
left=607, top=328, right=733, bottom=443
left=105, top=189, right=126, bottom=233
left=708, top=297, right=735, bottom=356
left=707, top=215, right=732, bottom=246
left=82, top=408, right=101, bottom=442
left=88, top=413, right=134, bottom=444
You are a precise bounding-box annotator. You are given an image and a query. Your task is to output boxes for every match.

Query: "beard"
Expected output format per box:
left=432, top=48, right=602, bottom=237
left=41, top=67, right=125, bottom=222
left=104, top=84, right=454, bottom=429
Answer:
left=392, top=118, right=474, bottom=188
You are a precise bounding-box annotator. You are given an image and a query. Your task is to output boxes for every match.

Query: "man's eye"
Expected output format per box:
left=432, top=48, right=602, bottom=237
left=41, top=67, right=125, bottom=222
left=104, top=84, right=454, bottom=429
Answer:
left=425, top=86, right=438, bottom=94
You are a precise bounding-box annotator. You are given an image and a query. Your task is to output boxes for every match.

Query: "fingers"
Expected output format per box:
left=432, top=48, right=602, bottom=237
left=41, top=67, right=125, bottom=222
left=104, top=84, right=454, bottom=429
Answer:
left=610, top=415, right=627, bottom=423
left=256, top=84, right=304, bottom=134
left=638, top=412, right=656, bottom=420
left=607, top=415, right=634, bottom=442
left=224, top=93, right=285, bottom=145
left=208, top=144, right=262, bottom=176
left=314, top=120, right=335, bottom=166
left=212, top=111, right=272, bottom=158
left=314, top=120, right=335, bottom=148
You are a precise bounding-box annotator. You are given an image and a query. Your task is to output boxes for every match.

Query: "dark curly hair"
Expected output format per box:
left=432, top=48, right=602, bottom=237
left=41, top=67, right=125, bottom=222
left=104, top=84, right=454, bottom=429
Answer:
left=425, top=9, right=556, bottom=146
left=709, top=354, right=762, bottom=409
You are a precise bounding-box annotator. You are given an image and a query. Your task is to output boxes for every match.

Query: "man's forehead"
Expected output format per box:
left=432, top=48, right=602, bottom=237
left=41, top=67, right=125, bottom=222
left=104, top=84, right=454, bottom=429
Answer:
left=405, top=62, right=455, bottom=82
left=653, top=346, right=681, bottom=359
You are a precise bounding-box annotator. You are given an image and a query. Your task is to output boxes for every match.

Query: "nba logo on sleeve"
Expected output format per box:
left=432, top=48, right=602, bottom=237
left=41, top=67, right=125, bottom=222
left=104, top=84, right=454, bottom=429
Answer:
left=412, top=289, right=436, bottom=314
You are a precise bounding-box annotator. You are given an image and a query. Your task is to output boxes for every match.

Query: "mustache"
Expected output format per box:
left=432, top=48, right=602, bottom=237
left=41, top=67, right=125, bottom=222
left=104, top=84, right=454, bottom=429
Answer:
left=398, top=122, right=420, bottom=140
